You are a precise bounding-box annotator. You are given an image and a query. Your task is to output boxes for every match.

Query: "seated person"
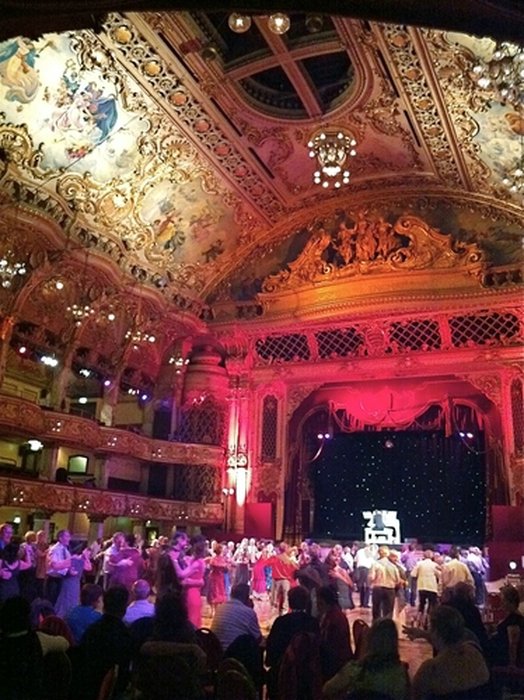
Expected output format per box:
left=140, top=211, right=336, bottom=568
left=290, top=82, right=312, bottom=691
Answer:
left=487, top=584, right=524, bottom=668
left=124, top=579, right=155, bottom=625
left=151, top=591, right=197, bottom=644
left=323, top=618, right=409, bottom=699
left=265, top=585, right=319, bottom=699
left=411, top=605, right=490, bottom=699
left=317, top=585, right=353, bottom=680
left=66, top=583, right=103, bottom=645
left=0, top=595, right=69, bottom=700
left=211, top=583, right=262, bottom=652
left=77, top=584, right=133, bottom=700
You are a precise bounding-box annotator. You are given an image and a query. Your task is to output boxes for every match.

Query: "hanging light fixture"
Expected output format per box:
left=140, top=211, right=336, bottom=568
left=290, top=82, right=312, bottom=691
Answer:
left=308, top=128, right=357, bottom=188
left=66, top=252, right=94, bottom=325
left=228, top=13, right=252, bottom=33
left=267, top=13, right=291, bottom=35
left=0, top=252, right=27, bottom=288
left=472, top=41, right=524, bottom=110
left=502, top=133, right=524, bottom=204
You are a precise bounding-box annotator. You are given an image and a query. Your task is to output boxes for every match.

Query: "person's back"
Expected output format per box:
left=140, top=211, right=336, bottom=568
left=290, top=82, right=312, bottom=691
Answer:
left=0, top=595, right=45, bottom=700
left=211, top=583, right=261, bottom=652
left=77, top=585, right=133, bottom=700
left=412, top=606, right=490, bottom=700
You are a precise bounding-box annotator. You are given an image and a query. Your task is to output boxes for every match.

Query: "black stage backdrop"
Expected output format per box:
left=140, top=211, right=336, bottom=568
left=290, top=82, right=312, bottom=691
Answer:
left=311, top=430, right=486, bottom=544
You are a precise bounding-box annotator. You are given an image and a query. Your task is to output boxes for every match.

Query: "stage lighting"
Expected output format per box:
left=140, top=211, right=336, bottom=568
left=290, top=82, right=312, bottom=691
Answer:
left=384, top=439, right=394, bottom=449
left=317, top=432, right=324, bottom=440
left=458, top=431, right=465, bottom=438
left=466, top=432, right=474, bottom=439
left=509, top=560, right=517, bottom=570
left=324, top=432, right=331, bottom=439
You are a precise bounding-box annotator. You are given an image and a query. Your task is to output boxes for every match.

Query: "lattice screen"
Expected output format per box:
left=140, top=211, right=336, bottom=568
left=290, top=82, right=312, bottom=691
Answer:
left=174, top=397, right=226, bottom=445
left=315, top=327, right=364, bottom=358
left=261, top=394, right=278, bottom=461
left=255, top=333, right=310, bottom=362
left=389, top=319, right=441, bottom=351
left=511, top=378, right=524, bottom=456
left=172, top=464, right=220, bottom=502
left=449, top=312, right=520, bottom=347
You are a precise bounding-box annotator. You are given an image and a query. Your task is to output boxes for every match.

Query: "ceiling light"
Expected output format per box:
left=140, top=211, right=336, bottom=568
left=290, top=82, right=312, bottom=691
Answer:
left=228, top=13, right=251, bottom=33
left=78, top=397, right=88, bottom=404
left=308, top=129, right=358, bottom=188
left=267, top=13, right=290, bottom=35
left=472, top=41, right=524, bottom=110
left=107, top=312, right=116, bottom=321
left=41, top=355, right=59, bottom=368
left=19, top=346, right=27, bottom=354
left=305, top=14, right=324, bottom=34
left=0, top=253, right=27, bottom=288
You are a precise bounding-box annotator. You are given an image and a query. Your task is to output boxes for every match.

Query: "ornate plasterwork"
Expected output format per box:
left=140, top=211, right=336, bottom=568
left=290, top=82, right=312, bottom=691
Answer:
left=378, top=25, right=465, bottom=187
left=460, top=373, right=502, bottom=409
left=262, top=213, right=484, bottom=294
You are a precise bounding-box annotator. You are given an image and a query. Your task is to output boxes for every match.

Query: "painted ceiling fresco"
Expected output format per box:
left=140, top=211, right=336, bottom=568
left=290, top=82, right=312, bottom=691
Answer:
left=0, top=11, right=522, bottom=306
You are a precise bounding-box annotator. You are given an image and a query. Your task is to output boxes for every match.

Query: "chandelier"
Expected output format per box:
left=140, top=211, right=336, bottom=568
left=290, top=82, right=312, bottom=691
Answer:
left=308, top=129, right=357, bottom=188
left=502, top=141, right=524, bottom=204
left=0, top=252, right=27, bottom=288
left=67, top=303, right=95, bottom=325
left=472, top=41, right=524, bottom=110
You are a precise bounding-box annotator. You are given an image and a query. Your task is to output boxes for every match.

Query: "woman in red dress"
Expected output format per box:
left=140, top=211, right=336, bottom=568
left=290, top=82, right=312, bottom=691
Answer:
left=206, top=543, right=227, bottom=617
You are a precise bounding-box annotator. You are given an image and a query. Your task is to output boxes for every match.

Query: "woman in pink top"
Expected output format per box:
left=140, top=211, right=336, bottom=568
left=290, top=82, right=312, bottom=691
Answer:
left=172, top=536, right=206, bottom=628
left=251, top=545, right=270, bottom=599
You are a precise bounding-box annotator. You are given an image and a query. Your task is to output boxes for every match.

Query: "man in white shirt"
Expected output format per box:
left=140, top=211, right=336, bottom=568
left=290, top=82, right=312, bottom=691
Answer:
left=354, top=544, right=376, bottom=608
left=124, top=579, right=155, bottom=624
left=46, top=529, right=72, bottom=605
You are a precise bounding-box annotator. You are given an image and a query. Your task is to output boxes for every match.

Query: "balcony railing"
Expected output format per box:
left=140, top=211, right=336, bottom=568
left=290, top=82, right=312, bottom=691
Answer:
left=0, top=474, right=223, bottom=524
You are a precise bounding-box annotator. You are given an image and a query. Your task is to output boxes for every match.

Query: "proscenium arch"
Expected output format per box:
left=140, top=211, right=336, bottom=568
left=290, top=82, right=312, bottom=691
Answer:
left=284, top=379, right=508, bottom=542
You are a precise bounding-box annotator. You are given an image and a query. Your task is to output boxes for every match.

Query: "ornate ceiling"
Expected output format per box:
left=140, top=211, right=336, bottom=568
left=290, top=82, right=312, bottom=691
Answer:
left=0, top=5, right=523, bottom=386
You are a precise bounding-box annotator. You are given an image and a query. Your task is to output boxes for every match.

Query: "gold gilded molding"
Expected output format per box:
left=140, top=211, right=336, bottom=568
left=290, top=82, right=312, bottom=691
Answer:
left=0, top=476, right=222, bottom=523
left=262, top=213, right=484, bottom=296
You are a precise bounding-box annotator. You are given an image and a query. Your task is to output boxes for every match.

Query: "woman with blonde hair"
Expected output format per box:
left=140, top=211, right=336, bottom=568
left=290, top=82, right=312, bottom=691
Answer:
left=323, top=617, right=409, bottom=699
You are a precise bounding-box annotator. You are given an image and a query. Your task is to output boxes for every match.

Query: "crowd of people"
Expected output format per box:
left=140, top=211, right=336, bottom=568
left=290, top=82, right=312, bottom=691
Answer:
left=0, top=521, right=522, bottom=699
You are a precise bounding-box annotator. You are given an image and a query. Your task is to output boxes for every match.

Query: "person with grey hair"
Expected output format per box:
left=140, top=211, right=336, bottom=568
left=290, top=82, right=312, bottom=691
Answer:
left=123, top=578, right=154, bottom=624
left=411, top=605, right=490, bottom=699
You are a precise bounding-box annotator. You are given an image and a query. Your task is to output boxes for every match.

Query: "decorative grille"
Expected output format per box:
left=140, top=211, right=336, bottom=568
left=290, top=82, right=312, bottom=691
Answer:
left=255, top=333, right=310, bottom=363
left=389, top=319, right=441, bottom=352
left=172, top=464, right=220, bottom=502
left=261, top=395, right=278, bottom=461
left=316, top=327, right=364, bottom=358
left=511, top=378, right=524, bottom=456
left=174, top=397, right=226, bottom=446
left=449, top=312, right=520, bottom=347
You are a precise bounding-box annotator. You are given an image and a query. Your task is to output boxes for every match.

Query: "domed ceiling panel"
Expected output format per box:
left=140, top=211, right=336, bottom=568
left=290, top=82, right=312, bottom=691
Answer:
left=0, top=11, right=522, bottom=309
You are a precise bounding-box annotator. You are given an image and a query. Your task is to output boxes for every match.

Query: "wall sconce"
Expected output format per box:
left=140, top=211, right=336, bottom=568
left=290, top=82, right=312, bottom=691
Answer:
left=129, top=503, right=142, bottom=516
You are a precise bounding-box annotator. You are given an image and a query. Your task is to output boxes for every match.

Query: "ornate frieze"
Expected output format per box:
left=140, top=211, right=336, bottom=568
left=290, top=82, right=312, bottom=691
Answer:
left=0, top=475, right=222, bottom=523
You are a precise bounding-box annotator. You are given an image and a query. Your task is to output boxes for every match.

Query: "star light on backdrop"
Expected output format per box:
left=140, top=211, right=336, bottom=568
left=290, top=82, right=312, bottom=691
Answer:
left=312, top=431, right=485, bottom=542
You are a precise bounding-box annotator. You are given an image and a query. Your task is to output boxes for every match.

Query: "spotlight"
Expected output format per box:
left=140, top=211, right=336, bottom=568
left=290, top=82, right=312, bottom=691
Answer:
left=55, top=280, right=64, bottom=290
left=466, top=432, right=474, bottom=439
left=228, top=13, right=251, bottom=33
left=324, top=433, right=331, bottom=440
left=509, top=561, right=517, bottom=571
left=305, top=14, right=324, bottom=33
left=19, top=346, right=27, bottom=354
left=384, top=439, right=394, bottom=449
left=78, top=397, right=88, bottom=404
left=140, top=393, right=149, bottom=402
left=458, top=431, right=465, bottom=438
left=107, top=312, right=116, bottom=321
left=317, top=433, right=324, bottom=440
left=268, top=13, right=291, bottom=35
left=103, top=379, right=111, bottom=387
